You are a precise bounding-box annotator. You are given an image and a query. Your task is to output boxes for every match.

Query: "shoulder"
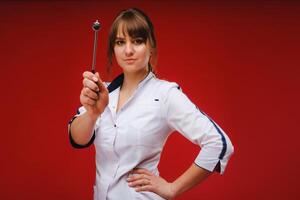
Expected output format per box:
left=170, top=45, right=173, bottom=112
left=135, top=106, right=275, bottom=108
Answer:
left=147, top=77, right=183, bottom=102
left=151, top=76, right=181, bottom=91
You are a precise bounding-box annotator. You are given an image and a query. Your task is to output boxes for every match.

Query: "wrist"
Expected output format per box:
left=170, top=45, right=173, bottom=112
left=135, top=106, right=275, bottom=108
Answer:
left=169, top=182, right=179, bottom=199
left=85, top=112, right=100, bottom=122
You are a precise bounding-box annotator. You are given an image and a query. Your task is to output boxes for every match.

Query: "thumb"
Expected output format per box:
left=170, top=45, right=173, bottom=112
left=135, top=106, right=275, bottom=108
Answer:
left=95, top=72, right=108, bottom=92
left=95, top=72, right=100, bottom=79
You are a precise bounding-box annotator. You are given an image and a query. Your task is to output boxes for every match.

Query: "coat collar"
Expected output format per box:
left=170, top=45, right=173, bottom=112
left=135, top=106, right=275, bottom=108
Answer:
left=107, top=71, right=155, bottom=93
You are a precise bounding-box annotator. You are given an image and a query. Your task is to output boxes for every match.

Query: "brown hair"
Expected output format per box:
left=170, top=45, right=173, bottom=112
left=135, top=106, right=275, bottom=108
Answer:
left=107, top=8, right=157, bottom=75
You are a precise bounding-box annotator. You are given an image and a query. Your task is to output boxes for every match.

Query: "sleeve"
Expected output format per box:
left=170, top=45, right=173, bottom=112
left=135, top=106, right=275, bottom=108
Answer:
left=165, top=84, right=234, bottom=174
left=68, top=106, right=96, bottom=149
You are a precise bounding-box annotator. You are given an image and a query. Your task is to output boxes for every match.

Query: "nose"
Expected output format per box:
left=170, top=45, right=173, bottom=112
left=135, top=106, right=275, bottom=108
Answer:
left=124, top=42, right=134, bottom=57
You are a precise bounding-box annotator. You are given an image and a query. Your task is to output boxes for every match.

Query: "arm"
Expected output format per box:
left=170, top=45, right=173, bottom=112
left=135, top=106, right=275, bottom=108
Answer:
left=68, top=71, right=108, bottom=146
left=170, top=163, right=211, bottom=198
left=69, top=112, right=98, bottom=145
left=127, top=84, right=234, bottom=198
left=165, top=84, right=234, bottom=174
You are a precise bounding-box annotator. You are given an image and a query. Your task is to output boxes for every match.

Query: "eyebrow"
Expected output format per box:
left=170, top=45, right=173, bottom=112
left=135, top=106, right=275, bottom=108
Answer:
left=115, top=37, right=125, bottom=40
left=115, top=36, right=143, bottom=40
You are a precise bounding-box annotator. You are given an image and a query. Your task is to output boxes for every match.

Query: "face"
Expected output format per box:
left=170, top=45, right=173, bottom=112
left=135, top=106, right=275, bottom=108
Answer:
left=114, top=28, right=151, bottom=74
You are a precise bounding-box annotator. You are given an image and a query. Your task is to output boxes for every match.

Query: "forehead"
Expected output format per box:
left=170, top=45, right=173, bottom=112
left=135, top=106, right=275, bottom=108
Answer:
left=116, top=23, right=129, bottom=38
left=114, top=20, right=148, bottom=40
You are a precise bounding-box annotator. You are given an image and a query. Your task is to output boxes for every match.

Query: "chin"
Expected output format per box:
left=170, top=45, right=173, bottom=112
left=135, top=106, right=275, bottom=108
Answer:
left=120, top=64, right=147, bottom=73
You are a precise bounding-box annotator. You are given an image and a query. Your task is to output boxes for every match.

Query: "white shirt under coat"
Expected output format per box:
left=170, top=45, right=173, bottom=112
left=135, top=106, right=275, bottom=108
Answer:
left=70, top=71, right=234, bottom=200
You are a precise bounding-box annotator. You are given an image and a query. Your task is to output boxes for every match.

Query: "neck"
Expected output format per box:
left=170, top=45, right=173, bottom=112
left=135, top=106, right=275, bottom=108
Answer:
left=121, top=69, right=149, bottom=92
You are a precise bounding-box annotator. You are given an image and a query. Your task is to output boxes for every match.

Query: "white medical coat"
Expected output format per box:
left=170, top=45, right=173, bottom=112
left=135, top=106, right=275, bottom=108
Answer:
left=69, top=72, right=234, bottom=200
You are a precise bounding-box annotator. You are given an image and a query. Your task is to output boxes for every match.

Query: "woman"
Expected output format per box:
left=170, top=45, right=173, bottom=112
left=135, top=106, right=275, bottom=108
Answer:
left=68, top=8, right=234, bottom=200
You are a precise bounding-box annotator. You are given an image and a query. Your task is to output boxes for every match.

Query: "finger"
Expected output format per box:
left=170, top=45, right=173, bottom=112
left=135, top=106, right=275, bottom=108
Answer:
left=83, top=97, right=96, bottom=106
left=80, top=93, right=97, bottom=106
left=128, top=179, right=150, bottom=187
left=82, top=87, right=98, bottom=100
left=127, top=174, right=150, bottom=182
left=95, top=72, right=108, bottom=93
left=83, top=71, right=100, bottom=91
left=131, top=168, right=153, bottom=176
left=83, top=78, right=99, bottom=92
left=135, top=185, right=153, bottom=192
left=83, top=71, right=98, bottom=82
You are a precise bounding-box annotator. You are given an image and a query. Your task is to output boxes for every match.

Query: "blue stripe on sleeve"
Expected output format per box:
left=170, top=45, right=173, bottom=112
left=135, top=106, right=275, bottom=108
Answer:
left=196, top=106, right=227, bottom=160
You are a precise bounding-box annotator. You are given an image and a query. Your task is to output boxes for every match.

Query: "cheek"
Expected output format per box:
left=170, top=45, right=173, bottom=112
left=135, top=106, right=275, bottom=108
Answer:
left=136, top=46, right=150, bottom=60
left=143, top=51, right=151, bottom=63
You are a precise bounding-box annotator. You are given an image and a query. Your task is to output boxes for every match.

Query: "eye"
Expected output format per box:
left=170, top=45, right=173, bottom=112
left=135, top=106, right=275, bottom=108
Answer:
left=133, top=38, right=144, bottom=45
left=115, top=40, right=125, bottom=46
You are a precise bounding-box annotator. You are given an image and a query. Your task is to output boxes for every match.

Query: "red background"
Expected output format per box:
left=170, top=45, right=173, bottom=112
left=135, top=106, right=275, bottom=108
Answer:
left=0, top=1, right=299, bottom=200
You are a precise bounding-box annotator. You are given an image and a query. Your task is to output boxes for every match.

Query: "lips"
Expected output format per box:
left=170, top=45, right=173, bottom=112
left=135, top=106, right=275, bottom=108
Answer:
left=124, top=58, right=136, bottom=61
left=124, top=58, right=137, bottom=64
